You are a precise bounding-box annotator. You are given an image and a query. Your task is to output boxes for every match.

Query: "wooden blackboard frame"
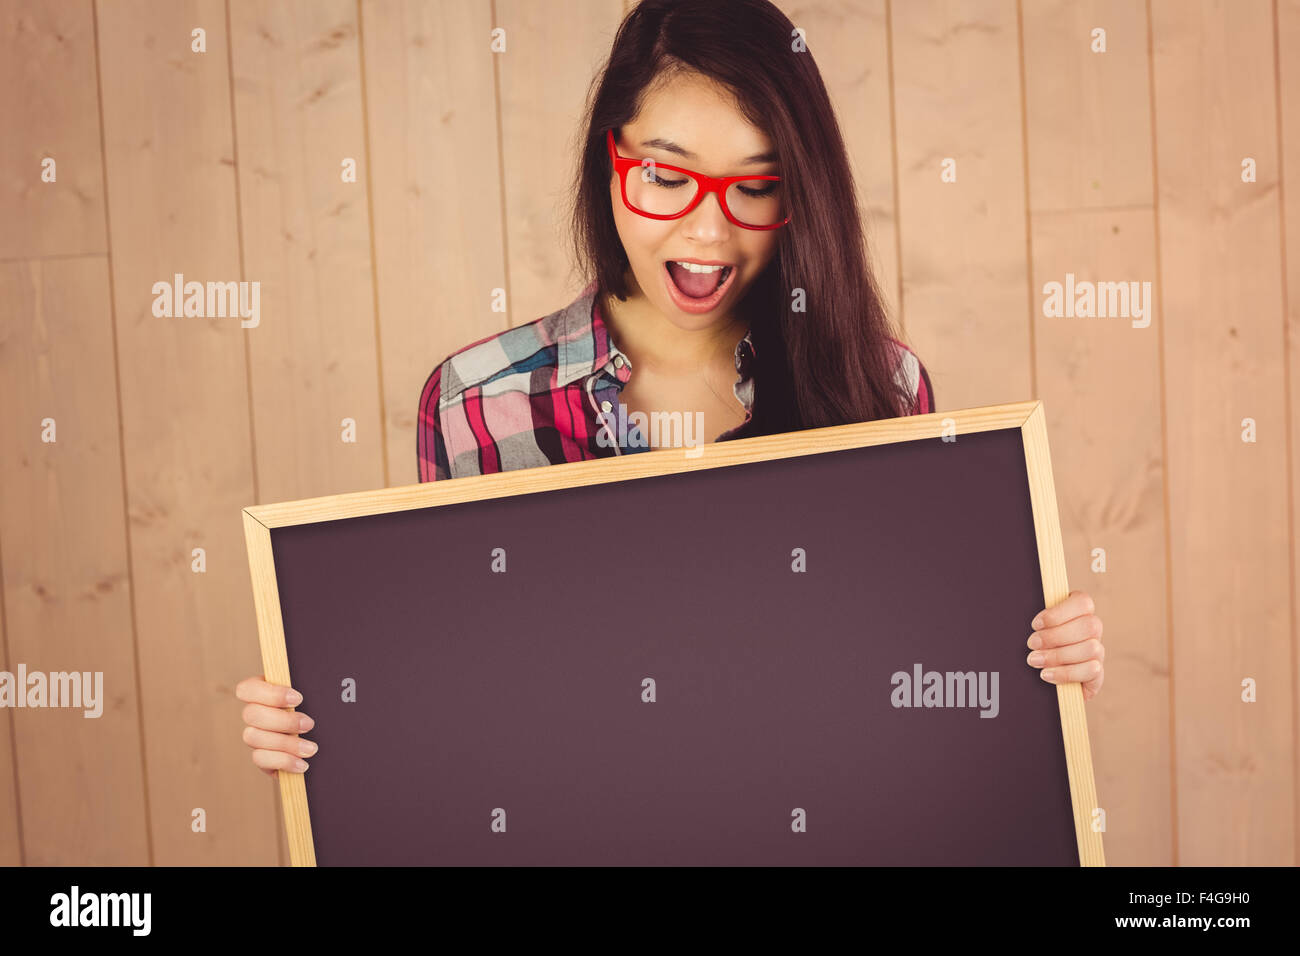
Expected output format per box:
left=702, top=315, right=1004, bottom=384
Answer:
left=242, top=399, right=1105, bottom=867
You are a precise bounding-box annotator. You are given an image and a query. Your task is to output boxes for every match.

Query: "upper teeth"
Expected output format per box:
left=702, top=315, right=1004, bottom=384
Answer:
left=674, top=261, right=728, bottom=274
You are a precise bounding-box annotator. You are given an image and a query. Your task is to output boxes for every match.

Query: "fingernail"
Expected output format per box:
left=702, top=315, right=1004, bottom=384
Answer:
left=298, top=740, right=318, bottom=757
left=298, top=715, right=314, bottom=732
left=286, top=690, right=303, bottom=705
left=293, top=759, right=308, bottom=772
left=1027, top=634, right=1042, bottom=650
left=1027, top=651, right=1045, bottom=666
left=1040, top=669, right=1055, bottom=681
left=1031, top=615, right=1044, bottom=630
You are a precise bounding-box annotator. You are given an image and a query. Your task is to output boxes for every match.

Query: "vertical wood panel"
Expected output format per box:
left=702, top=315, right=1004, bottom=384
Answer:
left=1024, top=3, right=1154, bottom=213
left=0, top=0, right=107, bottom=259
left=890, top=0, right=1032, bottom=412
left=0, top=258, right=150, bottom=864
left=0, top=602, right=17, bottom=863
left=0, top=0, right=146, bottom=866
left=1151, top=0, right=1293, bottom=864
left=1277, top=0, right=1300, bottom=864
left=0, top=0, right=111, bottom=865
left=496, top=0, right=626, bottom=326
left=95, top=0, right=278, bottom=865
left=1022, top=0, right=1171, bottom=865
left=363, top=0, right=505, bottom=487
left=230, top=0, right=386, bottom=503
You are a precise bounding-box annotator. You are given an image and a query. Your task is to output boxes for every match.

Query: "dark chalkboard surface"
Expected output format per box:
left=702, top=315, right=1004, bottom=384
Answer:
left=243, top=400, right=1104, bottom=866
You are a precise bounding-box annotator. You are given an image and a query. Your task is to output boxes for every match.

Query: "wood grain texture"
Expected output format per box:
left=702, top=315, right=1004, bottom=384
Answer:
left=94, top=0, right=278, bottom=865
left=0, top=256, right=150, bottom=864
left=361, top=0, right=507, bottom=487
left=1278, top=0, right=1300, bottom=868
left=229, top=0, right=386, bottom=502
left=0, top=0, right=107, bottom=259
left=889, top=0, right=1032, bottom=414
left=0, top=0, right=114, bottom=864
left=0, top=608, right=17, bottom=864
left=1022, top=1, right=1154, bottom=213
left=1151, top=0, right=1294, bottom=864
left=1021, top=0, right=1170, bottom=866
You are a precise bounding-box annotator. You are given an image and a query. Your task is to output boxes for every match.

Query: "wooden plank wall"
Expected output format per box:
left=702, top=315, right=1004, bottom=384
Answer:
left=0, top=0, right=1295, bottom=866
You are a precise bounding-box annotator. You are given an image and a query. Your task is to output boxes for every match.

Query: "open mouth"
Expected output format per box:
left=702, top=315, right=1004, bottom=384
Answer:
left=664, top=260, right=736, bottom=310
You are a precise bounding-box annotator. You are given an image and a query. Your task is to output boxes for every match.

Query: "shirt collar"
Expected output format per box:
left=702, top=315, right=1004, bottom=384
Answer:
left=558, top=280, right=756, bottom=387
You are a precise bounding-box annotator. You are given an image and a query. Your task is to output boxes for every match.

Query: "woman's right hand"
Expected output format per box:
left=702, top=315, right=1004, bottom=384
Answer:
left=235, top=675, right=316, bottom=776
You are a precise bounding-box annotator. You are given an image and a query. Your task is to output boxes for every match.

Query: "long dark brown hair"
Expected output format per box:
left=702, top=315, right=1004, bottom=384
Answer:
left=567, top=0, right=915, bottom=437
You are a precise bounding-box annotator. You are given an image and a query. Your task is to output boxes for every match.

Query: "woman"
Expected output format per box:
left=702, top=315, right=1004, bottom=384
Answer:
left=238, top=0, right=1104, bottom=776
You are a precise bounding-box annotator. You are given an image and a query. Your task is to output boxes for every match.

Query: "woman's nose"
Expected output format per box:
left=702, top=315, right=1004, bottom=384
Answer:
left=682, top=189, right=732, bottom=238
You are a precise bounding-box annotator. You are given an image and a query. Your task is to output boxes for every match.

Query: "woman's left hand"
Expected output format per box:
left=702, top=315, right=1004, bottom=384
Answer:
left=1026, top=589, right=1104, bottom=701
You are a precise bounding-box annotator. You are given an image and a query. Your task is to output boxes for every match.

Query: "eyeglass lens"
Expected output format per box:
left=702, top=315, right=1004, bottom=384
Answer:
left=622, top=163, right=785, bottom=227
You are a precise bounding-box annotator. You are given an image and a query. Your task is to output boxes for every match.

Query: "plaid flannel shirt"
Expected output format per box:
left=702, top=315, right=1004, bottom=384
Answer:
left=418, top=281, right=933, bottom=481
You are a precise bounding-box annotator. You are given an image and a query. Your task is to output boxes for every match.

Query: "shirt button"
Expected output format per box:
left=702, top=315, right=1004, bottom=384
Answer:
left=613, top=355, right=625, bottom=369
left=600, top=400, right=613, bottom=413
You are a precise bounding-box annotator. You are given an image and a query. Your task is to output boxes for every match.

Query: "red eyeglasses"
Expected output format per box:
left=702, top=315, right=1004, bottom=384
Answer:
left=606, top=128, right=791, bottom=230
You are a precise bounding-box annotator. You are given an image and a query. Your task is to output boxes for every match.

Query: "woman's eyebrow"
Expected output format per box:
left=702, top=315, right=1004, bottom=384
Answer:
left=639, top=137, right=777, bottom=165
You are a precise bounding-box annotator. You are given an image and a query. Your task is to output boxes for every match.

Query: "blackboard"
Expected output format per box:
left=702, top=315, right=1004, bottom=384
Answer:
left=243, top=400, right=1104, bottom=866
